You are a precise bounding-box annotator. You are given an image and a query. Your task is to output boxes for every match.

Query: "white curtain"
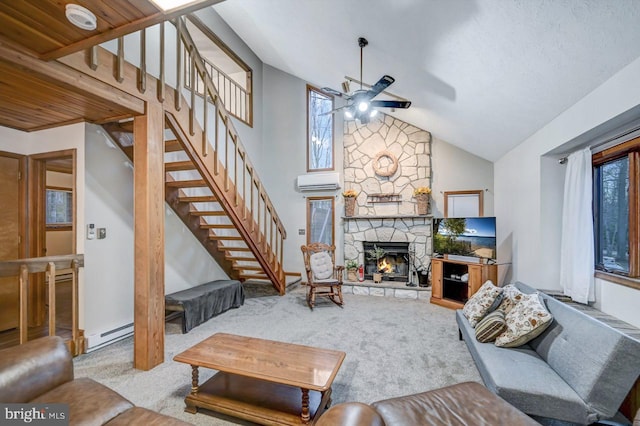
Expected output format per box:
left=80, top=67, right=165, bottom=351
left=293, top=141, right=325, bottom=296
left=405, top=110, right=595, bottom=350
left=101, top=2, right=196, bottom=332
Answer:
left=560, top=147, right=594, bottom=304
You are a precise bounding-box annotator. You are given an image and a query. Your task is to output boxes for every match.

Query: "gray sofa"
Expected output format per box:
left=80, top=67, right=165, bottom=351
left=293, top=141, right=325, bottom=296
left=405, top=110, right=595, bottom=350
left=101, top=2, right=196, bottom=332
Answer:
left=456, top=281, right=640, bottom=425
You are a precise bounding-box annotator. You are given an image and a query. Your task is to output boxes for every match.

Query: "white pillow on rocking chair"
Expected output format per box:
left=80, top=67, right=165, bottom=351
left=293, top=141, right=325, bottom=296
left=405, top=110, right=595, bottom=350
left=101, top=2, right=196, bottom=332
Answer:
left=309, top=252, right=334, bottom=280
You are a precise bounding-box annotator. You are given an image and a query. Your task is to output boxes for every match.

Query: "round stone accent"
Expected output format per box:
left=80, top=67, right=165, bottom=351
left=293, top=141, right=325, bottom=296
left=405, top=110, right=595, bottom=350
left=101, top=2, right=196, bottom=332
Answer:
left=372, top=150, right=398, bottom=177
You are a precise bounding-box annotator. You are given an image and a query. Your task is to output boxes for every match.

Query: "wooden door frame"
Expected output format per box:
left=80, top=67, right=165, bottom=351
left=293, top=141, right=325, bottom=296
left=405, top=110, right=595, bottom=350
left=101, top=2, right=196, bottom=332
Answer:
left=27, top=149, right=77, bottom=326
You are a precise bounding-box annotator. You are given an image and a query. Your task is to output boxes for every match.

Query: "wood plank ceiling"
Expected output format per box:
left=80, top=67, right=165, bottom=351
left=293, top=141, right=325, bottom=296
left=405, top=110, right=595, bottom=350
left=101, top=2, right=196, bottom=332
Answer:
left=0, top=0, right=222, bottom=132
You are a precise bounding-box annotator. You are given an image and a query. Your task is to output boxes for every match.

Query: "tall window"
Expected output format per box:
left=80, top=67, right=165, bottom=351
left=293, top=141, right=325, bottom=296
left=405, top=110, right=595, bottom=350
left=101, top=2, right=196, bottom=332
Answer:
left=307, top=197, right=334, bottom=246
left=307, top=86, right=334, bottom=171
left=593, top=136, right=640, bottom=285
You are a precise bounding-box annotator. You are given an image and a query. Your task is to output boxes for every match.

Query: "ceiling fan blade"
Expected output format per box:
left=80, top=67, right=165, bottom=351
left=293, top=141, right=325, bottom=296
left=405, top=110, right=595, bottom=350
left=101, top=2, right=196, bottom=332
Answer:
left=366, top=75, right=395, bottom=99
left=370, top=100, right=412, bottom=109
left=322, top=87, right=346, bottom=97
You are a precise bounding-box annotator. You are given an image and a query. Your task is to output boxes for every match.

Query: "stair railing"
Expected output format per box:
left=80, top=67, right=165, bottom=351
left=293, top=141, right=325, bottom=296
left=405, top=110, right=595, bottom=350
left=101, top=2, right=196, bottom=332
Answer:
left=80, top=19, right=286, bottom=290
left=0, top=254, right=84, bottom=354
left=174, top=19, right=286, bottom=286
left=185, top=53, right=251, bottom=126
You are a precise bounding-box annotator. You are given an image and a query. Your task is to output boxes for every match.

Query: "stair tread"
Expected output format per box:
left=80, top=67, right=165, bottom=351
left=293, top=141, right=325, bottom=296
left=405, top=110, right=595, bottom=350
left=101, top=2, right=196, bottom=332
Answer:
left=226, top=256, right=257, bottom=261
left=200, top=223, right=233, bottom=228
left=165, top=160, right=196, bottom=171
left=218, top=246, right=251, bottom=252
left=234, top=265, right=264, bottom=271
left=180, top=196, right=218, bottom=203
left=165, top=140, right=183, bottom=152
left=209, top=235, right=242, bottom=240
left=166, top=179, right=206, bottom=188
left=190, top=210, right=226, bottom=216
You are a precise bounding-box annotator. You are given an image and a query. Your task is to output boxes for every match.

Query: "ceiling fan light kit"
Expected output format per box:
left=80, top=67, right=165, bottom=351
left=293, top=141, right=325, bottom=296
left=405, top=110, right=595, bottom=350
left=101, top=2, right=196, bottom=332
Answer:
left=322, top=37, right=411, bottom=124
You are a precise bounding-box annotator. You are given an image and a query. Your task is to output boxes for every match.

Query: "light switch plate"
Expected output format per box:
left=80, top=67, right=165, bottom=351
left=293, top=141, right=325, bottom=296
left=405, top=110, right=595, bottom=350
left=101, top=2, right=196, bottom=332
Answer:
left=97, top=228, right=106, bottom=239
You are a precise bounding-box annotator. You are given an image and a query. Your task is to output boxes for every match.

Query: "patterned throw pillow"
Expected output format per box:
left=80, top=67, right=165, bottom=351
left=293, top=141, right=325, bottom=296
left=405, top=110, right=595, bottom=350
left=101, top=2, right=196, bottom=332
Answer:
left=462, top=280, right=503, bottom=328
left=495, top=284, right=524, bottom=315
left=475, top=310, right=507, bottom=343
left=495, top=293, right=553, bottom=348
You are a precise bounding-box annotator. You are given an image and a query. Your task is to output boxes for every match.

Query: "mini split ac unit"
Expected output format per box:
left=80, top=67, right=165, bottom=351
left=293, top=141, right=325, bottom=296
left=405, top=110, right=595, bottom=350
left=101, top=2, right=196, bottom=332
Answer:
left=297, top=172, right=341, bottom=192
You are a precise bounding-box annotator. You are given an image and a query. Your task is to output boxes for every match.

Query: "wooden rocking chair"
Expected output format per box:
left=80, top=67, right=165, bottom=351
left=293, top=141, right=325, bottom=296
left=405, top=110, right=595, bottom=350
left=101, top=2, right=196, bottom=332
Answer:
left=301, top=243, right=344, bottom=310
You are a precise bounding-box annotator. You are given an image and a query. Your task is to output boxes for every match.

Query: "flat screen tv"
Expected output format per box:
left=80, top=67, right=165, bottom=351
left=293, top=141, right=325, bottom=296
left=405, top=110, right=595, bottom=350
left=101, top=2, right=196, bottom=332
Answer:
left=433, top=217, right=497, bottom=261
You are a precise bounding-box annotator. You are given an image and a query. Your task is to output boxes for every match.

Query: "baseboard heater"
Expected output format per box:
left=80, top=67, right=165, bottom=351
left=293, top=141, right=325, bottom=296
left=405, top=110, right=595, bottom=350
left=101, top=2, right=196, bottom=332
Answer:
left=86, top=322, right=134, bottom=352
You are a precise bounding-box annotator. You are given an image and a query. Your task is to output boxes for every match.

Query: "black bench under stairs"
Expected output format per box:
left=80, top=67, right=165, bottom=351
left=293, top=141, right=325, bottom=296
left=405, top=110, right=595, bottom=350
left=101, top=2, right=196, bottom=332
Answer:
left=165, top=280, right=245, bottom=333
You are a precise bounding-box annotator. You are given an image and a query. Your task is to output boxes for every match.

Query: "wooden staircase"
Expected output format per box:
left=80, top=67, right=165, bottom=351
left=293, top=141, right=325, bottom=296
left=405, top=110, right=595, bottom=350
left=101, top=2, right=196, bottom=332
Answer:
left=91, top=18, right=290, bottom=293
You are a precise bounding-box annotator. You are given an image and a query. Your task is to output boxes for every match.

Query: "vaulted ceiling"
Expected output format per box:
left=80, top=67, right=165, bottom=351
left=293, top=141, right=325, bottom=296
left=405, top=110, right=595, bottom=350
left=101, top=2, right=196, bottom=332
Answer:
left=213, top=0, right=640, bottom=161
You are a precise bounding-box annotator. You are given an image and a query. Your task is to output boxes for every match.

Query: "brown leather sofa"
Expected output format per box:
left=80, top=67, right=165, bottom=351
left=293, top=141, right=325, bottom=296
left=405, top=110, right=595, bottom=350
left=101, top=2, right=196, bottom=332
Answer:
left=0, top=336, right=190, bottom=425
left=317, top=382, right=540, bottom=426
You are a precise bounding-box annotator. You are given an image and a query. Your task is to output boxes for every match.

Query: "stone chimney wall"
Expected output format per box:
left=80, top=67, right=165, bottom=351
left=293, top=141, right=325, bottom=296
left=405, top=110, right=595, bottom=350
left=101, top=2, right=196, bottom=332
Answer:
left=343, top=113, right=432, bottom=216
left=342, top=113, right=433, bottom=278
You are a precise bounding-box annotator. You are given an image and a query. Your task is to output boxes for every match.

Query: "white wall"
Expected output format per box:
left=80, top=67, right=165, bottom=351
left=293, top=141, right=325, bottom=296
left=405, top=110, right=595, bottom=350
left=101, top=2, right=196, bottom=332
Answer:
left=495, top=55, right=640, bottom=328
left=430, top=137, right=494, bottom=218
left=83, top=124, right=228, bottom=341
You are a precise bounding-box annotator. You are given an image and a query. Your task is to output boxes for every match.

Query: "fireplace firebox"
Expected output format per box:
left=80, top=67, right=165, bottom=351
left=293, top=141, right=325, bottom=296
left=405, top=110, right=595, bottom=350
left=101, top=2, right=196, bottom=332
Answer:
left=363, top=242, right=409, bottom=282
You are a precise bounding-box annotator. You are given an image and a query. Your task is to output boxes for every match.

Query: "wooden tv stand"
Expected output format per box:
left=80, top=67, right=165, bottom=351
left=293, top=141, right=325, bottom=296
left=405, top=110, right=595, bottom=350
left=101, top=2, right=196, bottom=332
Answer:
left=430, top=257, right=497, bottom=309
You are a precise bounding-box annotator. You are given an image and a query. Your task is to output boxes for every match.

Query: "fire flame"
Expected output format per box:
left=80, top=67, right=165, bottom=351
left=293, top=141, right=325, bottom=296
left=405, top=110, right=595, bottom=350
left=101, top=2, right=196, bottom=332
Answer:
left=378, top=258, right=393, bottom=273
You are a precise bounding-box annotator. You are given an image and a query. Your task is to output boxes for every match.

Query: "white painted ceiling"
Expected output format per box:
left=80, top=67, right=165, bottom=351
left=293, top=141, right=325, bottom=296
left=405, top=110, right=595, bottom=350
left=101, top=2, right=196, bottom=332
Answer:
left=213, top=0, right=640, bottom=162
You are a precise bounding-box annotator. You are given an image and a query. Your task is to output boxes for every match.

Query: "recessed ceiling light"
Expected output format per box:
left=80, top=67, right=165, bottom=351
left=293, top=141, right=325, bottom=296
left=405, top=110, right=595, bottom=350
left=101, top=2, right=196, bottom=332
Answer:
left=65, top=4, right=97, bottom=31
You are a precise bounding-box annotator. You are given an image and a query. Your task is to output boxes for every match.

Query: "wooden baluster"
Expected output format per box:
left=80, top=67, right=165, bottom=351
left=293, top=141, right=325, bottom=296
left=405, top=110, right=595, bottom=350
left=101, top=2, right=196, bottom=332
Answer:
left=174, top=19, right=182, bottom=111
left=213, top=106, right=219, bottom=175
left=71, top=259, right=79, bottom=352
left=138, top=29, right=146, bottom=93
left=270, top=216, right=275, bottom=263
left=116, top=37, right=124, bottom=83
left=157, top=22, right=165, bottom=102
left=47, top=262, right=56, bottom=337
left=257, top=185, right=262, bottom=241
left=234, top=138, right=238, bottom=206
left=88, top=46, right=98, bottom=71
left=224, top=124, right=230, bottom=191
left=249, top=169, right=255, bottom=231
left=19, top=264, right=28, bottom=344
left=202, top=77, right=208, bottom=156
left=241, top=152, right=247, bottom=218
left=189, top=49, right=196, bottom=136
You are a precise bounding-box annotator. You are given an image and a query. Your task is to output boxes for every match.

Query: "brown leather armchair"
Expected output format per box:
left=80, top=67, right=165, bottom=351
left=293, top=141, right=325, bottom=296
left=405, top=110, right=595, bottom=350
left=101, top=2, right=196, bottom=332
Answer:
left=316, top=382, right=540, bottom=426
left=0, top=336, right=189, bottom=425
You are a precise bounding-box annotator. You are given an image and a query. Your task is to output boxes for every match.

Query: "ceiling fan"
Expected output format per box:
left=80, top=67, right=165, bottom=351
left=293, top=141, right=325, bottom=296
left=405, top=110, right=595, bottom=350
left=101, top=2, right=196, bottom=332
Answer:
left=322, top=37, right=411, bottom=124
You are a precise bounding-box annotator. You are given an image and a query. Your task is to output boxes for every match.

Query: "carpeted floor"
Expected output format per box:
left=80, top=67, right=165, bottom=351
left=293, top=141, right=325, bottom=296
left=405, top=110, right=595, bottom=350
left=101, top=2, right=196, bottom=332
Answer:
left=72, top=285, right=481, bottom=425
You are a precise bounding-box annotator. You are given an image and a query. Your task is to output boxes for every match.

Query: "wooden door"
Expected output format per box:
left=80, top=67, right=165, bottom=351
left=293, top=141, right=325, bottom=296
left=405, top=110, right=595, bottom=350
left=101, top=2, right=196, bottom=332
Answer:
left=0, top=153, right=25, bottom=332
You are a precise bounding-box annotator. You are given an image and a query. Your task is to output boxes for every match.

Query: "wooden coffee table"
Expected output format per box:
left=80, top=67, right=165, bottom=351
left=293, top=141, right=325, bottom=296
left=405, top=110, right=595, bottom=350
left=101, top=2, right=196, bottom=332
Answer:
left=173, top=333, right=346, bottom=425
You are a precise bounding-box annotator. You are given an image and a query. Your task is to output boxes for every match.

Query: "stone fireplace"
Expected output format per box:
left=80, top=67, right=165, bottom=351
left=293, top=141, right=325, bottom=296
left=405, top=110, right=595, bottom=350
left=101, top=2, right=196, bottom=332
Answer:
left=344, top=217, right=431, bottom=282
left=343, top=113, right=433, bottom=281
left=363, top=241, right=409, bottom=281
